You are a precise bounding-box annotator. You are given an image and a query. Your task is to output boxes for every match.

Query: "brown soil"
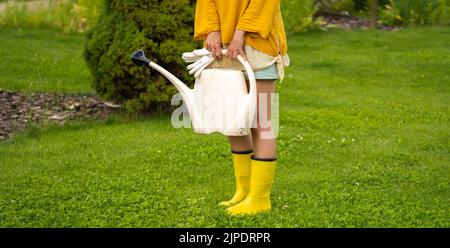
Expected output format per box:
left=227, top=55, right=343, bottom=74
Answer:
left=0, top=89, right=121, bottom=141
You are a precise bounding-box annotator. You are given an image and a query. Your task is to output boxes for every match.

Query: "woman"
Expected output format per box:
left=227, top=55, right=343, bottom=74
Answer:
left=194, top=0, right=289, bottom=215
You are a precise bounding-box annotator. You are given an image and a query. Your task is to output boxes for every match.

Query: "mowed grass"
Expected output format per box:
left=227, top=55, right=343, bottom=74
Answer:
left=1, top=27, right=449, bottom=227
left=0, top=27, right=93, bottom=93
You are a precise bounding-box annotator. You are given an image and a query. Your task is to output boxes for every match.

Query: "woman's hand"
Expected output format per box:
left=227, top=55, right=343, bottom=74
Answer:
left=206, top=31, right=222, bottom=58
left=226, top=29, right=246, bottom=60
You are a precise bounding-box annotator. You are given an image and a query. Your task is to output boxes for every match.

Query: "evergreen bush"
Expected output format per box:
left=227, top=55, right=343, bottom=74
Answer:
left=84, top=0, right=197, bottom=112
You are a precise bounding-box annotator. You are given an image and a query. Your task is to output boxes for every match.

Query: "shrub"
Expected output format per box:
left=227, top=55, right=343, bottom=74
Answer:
left=84, top=0, right=197, bottom=113
left=439, top=0, right=450, bottom=25
left=282, top=0, right=318, bottom=34
left=380, top=0, right=448, bottom=25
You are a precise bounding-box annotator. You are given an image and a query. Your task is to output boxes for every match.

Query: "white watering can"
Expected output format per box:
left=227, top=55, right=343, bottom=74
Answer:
left=131, top=49, right=256, bottom=136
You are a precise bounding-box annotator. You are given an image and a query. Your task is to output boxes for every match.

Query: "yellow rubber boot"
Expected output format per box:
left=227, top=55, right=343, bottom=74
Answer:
left=218, top=150, right=253, bottom=207
left=227, top=157, right=276, bottom=215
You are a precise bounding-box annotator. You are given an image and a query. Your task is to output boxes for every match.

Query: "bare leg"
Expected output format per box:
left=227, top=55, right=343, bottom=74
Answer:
left=251, top=79, right=277, bottom=159
left=227, top=79, right=253, bottom=152
left=228, top=135, right=253, bottom=152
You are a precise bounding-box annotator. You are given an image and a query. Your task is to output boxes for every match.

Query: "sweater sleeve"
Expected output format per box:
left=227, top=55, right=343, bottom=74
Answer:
left=236, top=0, right=279, bottom=39
left=194, top=0, right=221, bottom=40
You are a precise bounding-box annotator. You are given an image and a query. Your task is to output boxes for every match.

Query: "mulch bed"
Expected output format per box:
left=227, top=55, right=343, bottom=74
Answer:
left=0, top=88, right=121, bottom=141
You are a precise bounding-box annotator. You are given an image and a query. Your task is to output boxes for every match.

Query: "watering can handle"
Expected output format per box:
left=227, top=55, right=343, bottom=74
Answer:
left=221, top=50, right=256, bottom=96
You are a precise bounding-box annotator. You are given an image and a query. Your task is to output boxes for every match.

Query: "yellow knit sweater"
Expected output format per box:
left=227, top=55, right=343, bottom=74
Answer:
left=194, top=0, right=287, bottom=57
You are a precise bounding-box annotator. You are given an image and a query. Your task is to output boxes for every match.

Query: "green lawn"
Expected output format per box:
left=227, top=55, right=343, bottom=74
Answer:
left=0, top=27, right=449, bottom=227
left=0, top=27, right=93, bottom=93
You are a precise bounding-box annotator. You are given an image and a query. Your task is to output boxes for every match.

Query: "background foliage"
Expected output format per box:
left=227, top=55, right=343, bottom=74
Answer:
left=380, top=0, right=450, bottom=26
left=0, top=0, right=102, bottom=33
left=282, top=0, right=318, bottom=34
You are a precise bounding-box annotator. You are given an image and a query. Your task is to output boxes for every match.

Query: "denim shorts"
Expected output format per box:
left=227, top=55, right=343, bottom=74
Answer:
left=244, top=64, right=278, bottom=80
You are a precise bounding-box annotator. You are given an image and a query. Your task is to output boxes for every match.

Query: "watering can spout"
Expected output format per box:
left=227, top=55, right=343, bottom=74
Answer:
left=131, top=50, right=151, bottom=66
left=130, top=50, right=192, bottom=96
left=130, top=49, right=198, bottom=121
